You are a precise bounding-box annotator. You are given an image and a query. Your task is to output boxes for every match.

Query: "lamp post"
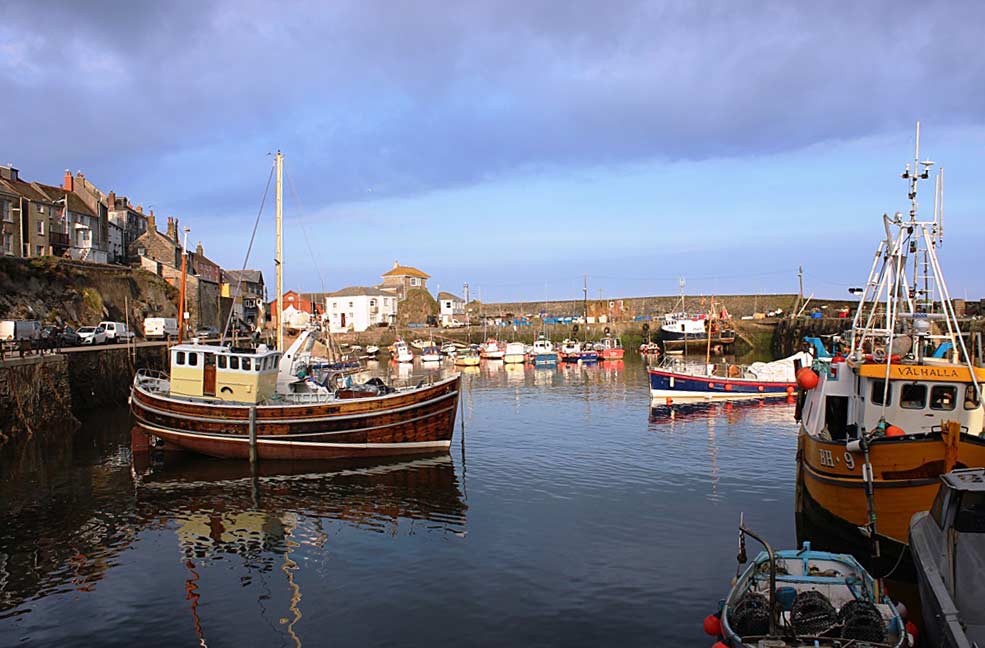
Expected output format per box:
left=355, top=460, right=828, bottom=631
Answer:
left=177, top=226, right=191, bottom=343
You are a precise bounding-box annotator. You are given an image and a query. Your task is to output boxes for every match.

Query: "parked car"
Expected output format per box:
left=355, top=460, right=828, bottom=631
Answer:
left=144, top=317, right=179, bottom=340
left=78, top=325, right=107, bottom=345
left=0, top=319, right=42, bottom=341
left=195, top=326, right=220, bottom=339
left=98, top=321, right=135, bottom=343
left=41, top=325, right=81, bottom=346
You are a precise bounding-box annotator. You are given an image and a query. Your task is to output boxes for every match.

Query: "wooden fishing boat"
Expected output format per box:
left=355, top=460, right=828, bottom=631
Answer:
left=391, top=339, right=414, bottom=363
left=527, top=333, right=558, bottom=365
left=705, top=521, right=907, bottom=647
left=130, top=153, right=460, bottom=462
left=479, top=337, right=505, bottom=360
left=795, top=126, right=985, bottom=561
left=421, top=345, right=441, bottom=363
left=130, top=337, right=460, bottom=460
left=454, top=348, right=480, bottom=367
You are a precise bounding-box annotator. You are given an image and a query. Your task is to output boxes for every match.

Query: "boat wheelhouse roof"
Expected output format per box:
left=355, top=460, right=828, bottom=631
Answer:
left=942, top=468, right=985, bottom=492
left=171, top=342, right=281, bottom=358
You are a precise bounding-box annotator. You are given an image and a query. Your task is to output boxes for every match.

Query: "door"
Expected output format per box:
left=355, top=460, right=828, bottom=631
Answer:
left=340, top=313, right=346, bottom=328
left=204, top=354, right=216, bottom=396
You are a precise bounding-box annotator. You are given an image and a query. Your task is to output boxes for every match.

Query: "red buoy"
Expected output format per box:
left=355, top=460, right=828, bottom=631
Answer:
left=886, top=425, right=905, bottom=438
left=712, top=642, right=729, bottom=648
left=905, top=620, right=918, bottom=642
left=796, top=367, right=819, bottom=390
left=702, top=614, right=722, bottom=636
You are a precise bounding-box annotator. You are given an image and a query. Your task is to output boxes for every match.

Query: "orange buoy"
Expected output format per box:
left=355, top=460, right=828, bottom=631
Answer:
left=886, top=425, right=905, bottom=437
left=796, top=367, right=819, bottom=390
left=702, top=614, right=722, bottom=636
left=905, top=620, right=918, bottom=643
left=666, top=397, right=673, bottom=406
left=785, top=386, right=795, bottom=395
left=712, top=642, right=729, bottom=648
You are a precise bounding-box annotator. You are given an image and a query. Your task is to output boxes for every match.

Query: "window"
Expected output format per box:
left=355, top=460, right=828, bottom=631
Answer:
left=1, top=200, right=10, bottom=222
left=2, top=233, right=11, bottom=254
left=953, top=492, right=985, bottom=533
left=348, top=301, right=354, bottom=308
left=229, top=356, right=239, bottom=370
left=966, top=386, right=981, bottom=410
left=370, top=299, right=376, bottom=307
left=218, top=355, right=227, bottom=369
left=242, top=357, right=251, bottom=371
left=188, top=352, right=198, bottom=367
left=37, top=220, right=44, bottom=235
left=900, top=383, right=926, bottom=409
left=35, top=245, right=44, bottom=256
left=176, top=351, right=186, bottom=365
left=930, top=385, right=957, bottom=411
left=870, top=380, right=892, bottom=405
left=410, top=277, right=420, bottom=286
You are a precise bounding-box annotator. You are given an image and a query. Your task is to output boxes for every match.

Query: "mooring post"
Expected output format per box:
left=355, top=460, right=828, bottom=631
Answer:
left=248, top=405, right=258, bottom=465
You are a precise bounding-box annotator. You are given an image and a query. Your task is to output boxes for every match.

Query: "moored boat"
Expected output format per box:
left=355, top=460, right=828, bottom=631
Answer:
left=705, top=521, right=906, bottom=647
left=421, top=345, right=441, bottom=363
left=130, top=332, right=460, bottom=461
left=480, top=337, right=505, bottom=360
left=527, top=333, right=558, bottom=365
left=559, top=338, right=581, bottom=362
left=454, top=348, right=480, bottom=367
left=910, top=467, right=985, bottom=648
left=795, top=126, right=985, bottom=561
left=649, top=353, right=806, bottom=403
left=596, top=333, right=624, bottom=360
left=503, top=341, right=526, bottom=364
left=391, top=339, right=414, bottom=363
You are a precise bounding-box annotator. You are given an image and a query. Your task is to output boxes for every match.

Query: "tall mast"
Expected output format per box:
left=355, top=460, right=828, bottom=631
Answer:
left=275, top=151, right=284, bottom=352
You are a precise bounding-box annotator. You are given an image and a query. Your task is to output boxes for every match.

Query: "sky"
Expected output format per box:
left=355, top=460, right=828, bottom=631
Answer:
left=2, top=0, right=983, bottom=303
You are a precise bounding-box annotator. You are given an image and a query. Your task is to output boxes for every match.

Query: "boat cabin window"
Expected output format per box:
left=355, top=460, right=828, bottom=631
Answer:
left=930, top=385, right=957, bottom=411
left=188, top=352, right=198, bottom=367
left=930, top=485, right=947, bottom=529
left=242, top=357, right=252, bottom=371
left=176, top=351, right=186, bottom=365
left=217, top=355, right=227, bottom=369
left=870, top=380, right=892, bottom=405
left=900, top=383, right=926, bottom=409
left=953, top=492, right=985, bottom=533
left=229, top=356, right=239, bottom=370
left=966, top=386, right=981, bottom=410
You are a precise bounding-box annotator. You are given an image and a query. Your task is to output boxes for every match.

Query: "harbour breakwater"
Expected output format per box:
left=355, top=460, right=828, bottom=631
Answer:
left=0, top=344, right=168, bottom=447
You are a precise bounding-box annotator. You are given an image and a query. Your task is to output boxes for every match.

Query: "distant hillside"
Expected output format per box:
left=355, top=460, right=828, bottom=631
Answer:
left=0, top=257, right=179, bottom=329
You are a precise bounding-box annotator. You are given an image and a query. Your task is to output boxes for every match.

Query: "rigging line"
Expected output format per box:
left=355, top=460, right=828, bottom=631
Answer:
left=220, top=161, right=275, bottom=346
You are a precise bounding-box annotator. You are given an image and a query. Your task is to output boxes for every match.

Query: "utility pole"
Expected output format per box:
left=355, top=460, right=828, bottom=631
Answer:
left=463, top=282, right=470, bottom=326
left=583, top=274, right=588, bottom=321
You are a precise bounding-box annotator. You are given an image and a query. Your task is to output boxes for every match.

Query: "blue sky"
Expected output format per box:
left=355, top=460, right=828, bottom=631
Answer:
left=2, top=1, right=983, bottom=302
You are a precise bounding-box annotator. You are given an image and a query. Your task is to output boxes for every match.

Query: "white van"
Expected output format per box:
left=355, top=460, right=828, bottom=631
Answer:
left=144, top=317, right=179, bottom=340
left=98, top=321, right=135, bottom=343
left=0, top=320, right=41, bottom=341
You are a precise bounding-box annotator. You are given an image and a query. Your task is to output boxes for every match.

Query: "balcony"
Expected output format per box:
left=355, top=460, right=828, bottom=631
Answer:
left=50, top=231, right=70, bottom=249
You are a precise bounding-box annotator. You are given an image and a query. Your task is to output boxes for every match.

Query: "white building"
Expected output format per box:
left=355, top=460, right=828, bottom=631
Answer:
left=438, top=291, right=465, bottom=326
left=325, top=286, right=397, bottom=333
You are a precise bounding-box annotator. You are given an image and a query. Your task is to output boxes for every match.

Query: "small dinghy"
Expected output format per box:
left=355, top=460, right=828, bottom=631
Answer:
left=705, top=518, right=908, bottom=648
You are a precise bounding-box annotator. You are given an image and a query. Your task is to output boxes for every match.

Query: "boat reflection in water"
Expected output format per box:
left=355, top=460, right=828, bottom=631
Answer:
left=649, top=397, right=795, bottom=425
left=134, top=452, right=467, bottom=647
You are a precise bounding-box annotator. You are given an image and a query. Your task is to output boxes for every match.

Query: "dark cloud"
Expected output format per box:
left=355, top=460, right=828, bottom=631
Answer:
left=2, top=0, right=984, bottom=212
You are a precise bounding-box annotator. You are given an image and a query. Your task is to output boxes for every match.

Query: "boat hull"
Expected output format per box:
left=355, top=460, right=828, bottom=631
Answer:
left=528, top=352, right=558, bottom=366
left=599, top=349, right=624, bottom=360
left=648, top=367, right=795, bottom=402
left=503, top=354, right=526, bottom=364
left=130, top=375, right=461, bottom=461
left=796, top=428, right=985, bottom=546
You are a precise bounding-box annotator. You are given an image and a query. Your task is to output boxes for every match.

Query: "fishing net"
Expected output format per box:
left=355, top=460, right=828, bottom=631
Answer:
left=731, top=592, right=770, bottom=637
left=839, top=599, right=886, bottom=642
left=790, top=590, right=837, bottom=636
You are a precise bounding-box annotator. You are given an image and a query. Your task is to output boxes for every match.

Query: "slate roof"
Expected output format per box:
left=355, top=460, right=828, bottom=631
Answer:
left=382, top=263, right=430, bottom=279
left=327, top=286, right=391, bottom=298
left=222, top=269, right=264, bottom=285
left=31, top=183, right=96, bottom=216
left=438, top=292, right=463, bottom=301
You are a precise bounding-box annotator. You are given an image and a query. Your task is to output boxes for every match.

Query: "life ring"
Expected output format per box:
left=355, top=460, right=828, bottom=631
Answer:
left=872, top=348, right=886, bottom=363
left=604, top=326, right=611, bottom=335
left=728, top=364, right=742, bottom=378
left=642, top=323, right=650, bottom=333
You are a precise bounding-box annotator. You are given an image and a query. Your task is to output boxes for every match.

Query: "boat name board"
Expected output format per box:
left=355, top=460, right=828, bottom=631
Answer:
left=857, top=363, right=985, bottom=383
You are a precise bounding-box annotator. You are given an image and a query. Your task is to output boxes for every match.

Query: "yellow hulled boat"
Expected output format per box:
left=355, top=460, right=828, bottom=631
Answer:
left=795, top=124, right=985, bottom=558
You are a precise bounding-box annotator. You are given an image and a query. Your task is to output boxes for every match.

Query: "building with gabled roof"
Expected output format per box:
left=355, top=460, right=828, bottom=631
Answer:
left=379, top=260, right=430, bottom=300
left=437, top=291, right=465, bottom=327
left=324, top=286, right=397, bottom=333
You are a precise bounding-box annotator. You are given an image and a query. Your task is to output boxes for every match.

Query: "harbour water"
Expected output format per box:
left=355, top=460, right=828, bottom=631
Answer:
left=2, top=355, right=808, bottom=646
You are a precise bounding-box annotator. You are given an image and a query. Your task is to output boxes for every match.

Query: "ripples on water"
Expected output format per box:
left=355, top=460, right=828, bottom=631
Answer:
left=0, top=355, right=809, bottom=647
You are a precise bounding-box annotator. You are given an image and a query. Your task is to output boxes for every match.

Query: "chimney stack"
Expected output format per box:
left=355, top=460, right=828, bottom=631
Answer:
left=393, top=260, right=399, bottom=268
left=148, top=211, right=156, bottom=232
left=166, top=217, right=176, bottom=240
left=196, top=241, right=204, bottom=256
left=107, top=191, right=116, bottom=208
left=63, top=170, right=73, bottom=192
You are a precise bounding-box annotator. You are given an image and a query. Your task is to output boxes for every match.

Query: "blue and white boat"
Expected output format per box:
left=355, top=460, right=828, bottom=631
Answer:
left=527, top=333, right=558, bottom=365
left=648, top=353, right=809, bottom=403
left=705, top=521, right=907, bottom=647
